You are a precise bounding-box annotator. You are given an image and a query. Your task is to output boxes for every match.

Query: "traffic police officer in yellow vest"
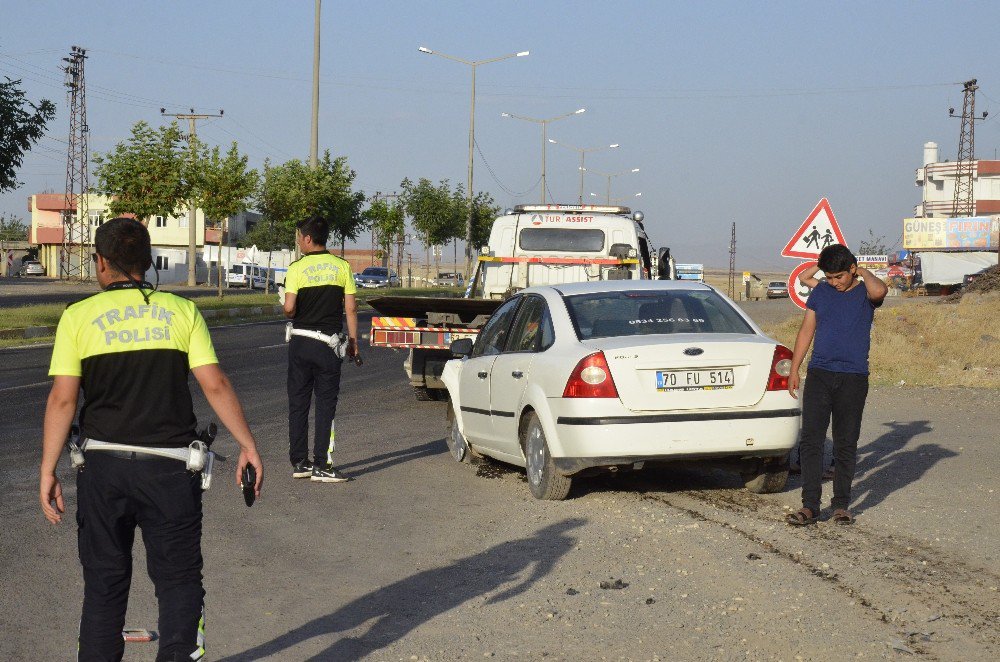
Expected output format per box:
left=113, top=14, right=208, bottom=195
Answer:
left=282, top=214, right=358, bottom=482
left=39, top=217, right=264, bottom=662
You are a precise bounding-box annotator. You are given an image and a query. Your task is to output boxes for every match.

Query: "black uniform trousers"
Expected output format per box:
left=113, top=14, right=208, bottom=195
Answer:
left=76, top=451, right=205, bottom=662
left=799, top=367, right=869, bottom=514
left=287, top=335, right=344, bottom=466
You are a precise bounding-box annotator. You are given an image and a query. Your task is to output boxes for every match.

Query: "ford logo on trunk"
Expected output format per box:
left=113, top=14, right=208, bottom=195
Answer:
left=683, top=347, right=704, bottom=356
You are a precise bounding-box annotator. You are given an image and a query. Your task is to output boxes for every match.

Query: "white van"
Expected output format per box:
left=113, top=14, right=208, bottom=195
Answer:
left=227, top=264, right=273, bottom=289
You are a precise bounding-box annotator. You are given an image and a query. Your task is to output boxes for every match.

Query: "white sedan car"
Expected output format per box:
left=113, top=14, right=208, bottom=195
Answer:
left=441, top=280, right=801, bottom=500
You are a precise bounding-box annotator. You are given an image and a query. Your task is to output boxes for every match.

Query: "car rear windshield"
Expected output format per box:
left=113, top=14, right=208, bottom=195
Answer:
left=769, top=282, right=785, bottom=287
left=564, top=290, right=755, bottom=339
left=518, top=228, right=605, bottom=252
left=362, top=268, right=387, bottom=276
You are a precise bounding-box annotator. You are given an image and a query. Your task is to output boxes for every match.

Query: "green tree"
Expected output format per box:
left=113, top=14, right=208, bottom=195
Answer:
left=316, top=153, right=366, bottom=255
left=452, top=184, right=501, bottom=251
left=400, top=177, right=462, bottom=248
left=249, top=151, right=366, bottom=253
left=92, top=121, right=190, bottom=222
left=192, top=142, right=258, bottom=225
left=857, top=229, right=890, bottom=256
left=364, top=198, right=405, bottom=263
left=0, top=213, right=29, bottom=242
left=1, top=77, right=56, bottom=193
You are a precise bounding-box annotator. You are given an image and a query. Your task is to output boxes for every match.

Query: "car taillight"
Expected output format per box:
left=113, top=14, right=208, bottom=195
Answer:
left=766, top=345, right=793, bottom=391
left=563, top=352, right=619, bottom=398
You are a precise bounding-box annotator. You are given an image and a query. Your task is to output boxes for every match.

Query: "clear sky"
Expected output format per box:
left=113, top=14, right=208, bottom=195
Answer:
left=4, top=0, right=1000, bottom=269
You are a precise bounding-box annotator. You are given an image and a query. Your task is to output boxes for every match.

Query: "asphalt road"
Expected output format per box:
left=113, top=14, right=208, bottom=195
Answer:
left=1, top=313, right=997, bottom=660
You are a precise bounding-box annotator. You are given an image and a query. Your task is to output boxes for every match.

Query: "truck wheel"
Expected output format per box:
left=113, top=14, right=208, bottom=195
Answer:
left=413, top=386, right=435, bottom=401
left=523, top=413, right=571, bottom=500
left=446, top=403, right=471, bottom=463
left=741, top=463, right=789, bottom=494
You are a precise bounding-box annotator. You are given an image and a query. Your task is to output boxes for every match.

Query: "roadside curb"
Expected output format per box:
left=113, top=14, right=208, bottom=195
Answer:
left=1, top=305, right=286, bottom=341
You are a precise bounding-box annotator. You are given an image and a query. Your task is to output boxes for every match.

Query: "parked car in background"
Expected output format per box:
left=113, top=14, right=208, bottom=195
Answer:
left=766, top=281, right=789, bottom=299
left=441, top=280, right=801, bottom=500
left=356, top=266, right=400, bottom=288
left=227, top=264, right=274, bottom=289
left=18, top=260, right=45, bottom=277
left=433, top=271, right=465, bottom=287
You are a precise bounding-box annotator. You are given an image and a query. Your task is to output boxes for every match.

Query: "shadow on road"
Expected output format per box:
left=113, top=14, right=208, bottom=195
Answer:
left=338, top=439, right=446, bottom=477
left=216, top=518, right=585, bottom=661
left=851, top=420, right=954, bottom=512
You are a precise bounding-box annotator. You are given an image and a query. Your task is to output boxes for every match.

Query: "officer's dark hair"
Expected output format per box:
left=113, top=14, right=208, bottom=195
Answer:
left=94, top=217, right=153, bottom=276
left=296, top=214, right=330, bottom=247
left=817, top=243, right=856, bottom=273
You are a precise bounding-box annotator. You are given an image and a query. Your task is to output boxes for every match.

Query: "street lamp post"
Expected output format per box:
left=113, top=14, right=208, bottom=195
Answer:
left=591, top=191, right=642, bottom=205
left=548, top=139, right=619, bottom=204
left=418, top=46, right=528, bottom=275
left=501, top=108, right=586, bottom=204
left=583, top=167, right=640, bottom=204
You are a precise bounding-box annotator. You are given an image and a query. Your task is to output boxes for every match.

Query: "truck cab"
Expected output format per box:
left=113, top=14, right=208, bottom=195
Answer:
left=469, top=204, right=656, bottom=299
left=370, top=203, right=675, bottom=401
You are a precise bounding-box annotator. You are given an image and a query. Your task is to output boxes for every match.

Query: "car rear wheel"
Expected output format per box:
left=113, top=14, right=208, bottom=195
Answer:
left=523, top=413, right=571, bottom=500
left=741, top=462, right=789, bottom=494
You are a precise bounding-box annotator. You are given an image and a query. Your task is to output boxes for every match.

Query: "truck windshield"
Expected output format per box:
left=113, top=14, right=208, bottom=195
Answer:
left=564, top=290, right=755, bottom=339
left=229, top=265, right=244, bottom=274
left=518, top=228, right=605, bottom=252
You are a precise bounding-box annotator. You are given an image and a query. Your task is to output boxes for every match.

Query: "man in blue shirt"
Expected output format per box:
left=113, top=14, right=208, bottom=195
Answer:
left=786, top=244, right=887, bottom=525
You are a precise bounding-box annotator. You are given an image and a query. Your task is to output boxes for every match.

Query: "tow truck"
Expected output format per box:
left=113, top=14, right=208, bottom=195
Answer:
left=369, top=204, right=675, bottom=401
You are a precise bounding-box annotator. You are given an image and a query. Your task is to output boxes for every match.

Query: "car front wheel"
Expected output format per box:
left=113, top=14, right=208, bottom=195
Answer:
left=523, top=413, right=571, bottom=500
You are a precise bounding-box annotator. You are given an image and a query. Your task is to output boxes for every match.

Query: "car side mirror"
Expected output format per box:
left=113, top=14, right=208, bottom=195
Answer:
left=657, top=247, right=673, bottom=280
left=450, top=337, right=474, bottom=358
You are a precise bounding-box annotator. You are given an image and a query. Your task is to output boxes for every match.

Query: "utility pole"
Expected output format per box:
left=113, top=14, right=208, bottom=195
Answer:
left=728, top=222, right=737, bottom=299
left=310, top=0, right=321, bottom=169
left=61, top=46, right=89, bottom=281
left=949, top=79, right=987, bottom=217
left=161, top=109, right=224, bottom=286
left=419, top=46, right=529, bottom=278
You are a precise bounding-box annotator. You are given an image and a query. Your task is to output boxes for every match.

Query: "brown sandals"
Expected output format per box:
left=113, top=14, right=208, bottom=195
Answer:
left=786, top=508, right=818, bottom=526
left=831, top=509, right=855, bottom=525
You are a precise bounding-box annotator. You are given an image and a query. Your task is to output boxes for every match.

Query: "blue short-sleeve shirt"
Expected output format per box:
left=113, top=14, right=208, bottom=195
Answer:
left=807, top=281, right=877, bottom=375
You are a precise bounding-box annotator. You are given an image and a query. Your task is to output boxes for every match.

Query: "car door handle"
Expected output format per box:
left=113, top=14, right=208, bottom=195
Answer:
left=511, top=370, right=523, bottom=379
left=477, top=371, right=488, bottom=379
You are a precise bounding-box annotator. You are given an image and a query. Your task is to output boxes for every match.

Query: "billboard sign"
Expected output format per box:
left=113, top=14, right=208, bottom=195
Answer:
left=902, top=216, right=1000, bottom=250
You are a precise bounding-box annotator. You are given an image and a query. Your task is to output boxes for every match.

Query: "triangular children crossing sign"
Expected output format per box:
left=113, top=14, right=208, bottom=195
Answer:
left=781, top=198, right=847, bottom=259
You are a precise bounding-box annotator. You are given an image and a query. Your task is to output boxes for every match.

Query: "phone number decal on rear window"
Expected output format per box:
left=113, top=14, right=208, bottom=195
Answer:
left=629, top=318, right=706, bottom=325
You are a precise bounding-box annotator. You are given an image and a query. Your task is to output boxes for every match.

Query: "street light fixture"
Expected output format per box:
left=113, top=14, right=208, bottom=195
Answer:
left=417, top=45, right=529, bottom=273
left=590, top=191, right=642, bottom=205
left=583, top=167, right=640, bottom=204
left=548, top=138, right=619, bottom=204
left=501, top=108, right=586, bottom=203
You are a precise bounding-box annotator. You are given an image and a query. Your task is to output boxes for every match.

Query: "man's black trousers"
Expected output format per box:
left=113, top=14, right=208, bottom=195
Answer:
left=799, top=367, right=869, bottom=514
left=287, top=335, right=343, bottom=466
left=76, top=452, right=205, bottom=662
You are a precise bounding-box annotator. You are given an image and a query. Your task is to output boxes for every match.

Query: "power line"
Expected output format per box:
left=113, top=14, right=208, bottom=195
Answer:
left=474, top=139, right=540, bottom=197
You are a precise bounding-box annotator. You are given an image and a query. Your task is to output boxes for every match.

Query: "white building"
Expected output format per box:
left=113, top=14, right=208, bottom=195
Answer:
left=914, top=142, right=1000, bottom=217
left=29, top=193, right=262, bottom=284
